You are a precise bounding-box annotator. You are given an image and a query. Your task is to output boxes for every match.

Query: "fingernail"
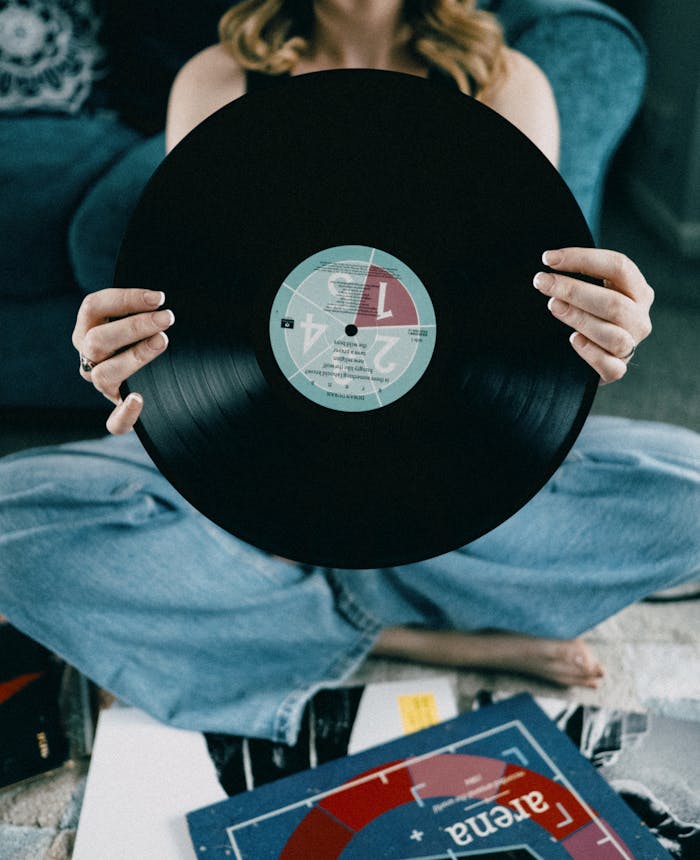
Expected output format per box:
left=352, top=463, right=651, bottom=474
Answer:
left=542, top=250, right=563, bottom=267
left=144, top=290, right=165, bottom=307
left=569, top=332, right=583, bottom=348
left=125, top=392, right=143, bottom=406
left=548, top=296, right=568, bottom=314
left=147, top=331, right=168, bottom=350
left=534, top=271, right=554, bottom=290
left=152, top=309, right=175, bottom=327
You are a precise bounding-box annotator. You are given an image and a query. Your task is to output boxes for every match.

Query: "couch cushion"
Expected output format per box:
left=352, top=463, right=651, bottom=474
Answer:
left=509, top=11, right=645, bottom=235
left=484, top=0, right=645, bottom=234
left=0, top=114, right=140, bottom=299
left=487, top=0, right=644, bottom=49
left=69, top=132, right=165, bottom=294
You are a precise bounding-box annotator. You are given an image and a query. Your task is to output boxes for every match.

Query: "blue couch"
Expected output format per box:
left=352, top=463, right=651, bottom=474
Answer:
left=0, top=0, right=645, bottom=409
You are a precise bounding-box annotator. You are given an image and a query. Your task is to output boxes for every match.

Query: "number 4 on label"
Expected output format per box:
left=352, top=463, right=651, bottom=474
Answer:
left=300, top=313, right=327, bottom=353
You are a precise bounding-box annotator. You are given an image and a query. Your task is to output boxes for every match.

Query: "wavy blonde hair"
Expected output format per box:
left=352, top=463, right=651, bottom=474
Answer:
left=218, top=0, right=507, bottom=97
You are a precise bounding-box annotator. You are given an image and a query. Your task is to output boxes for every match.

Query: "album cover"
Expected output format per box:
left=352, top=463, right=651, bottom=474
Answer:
left=0, top=624, right=70, bottom=790
left=187, top=693, right=669, bottom=859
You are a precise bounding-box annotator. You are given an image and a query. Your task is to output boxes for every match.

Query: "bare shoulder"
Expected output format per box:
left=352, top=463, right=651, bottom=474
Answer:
left=480, top=48, right=559, bottom=167
left=166, top=44, right=246, bottom=152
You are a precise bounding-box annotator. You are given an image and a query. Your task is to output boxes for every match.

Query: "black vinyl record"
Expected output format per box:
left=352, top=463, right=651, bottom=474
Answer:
left=118, top=69, right=597, bottom=569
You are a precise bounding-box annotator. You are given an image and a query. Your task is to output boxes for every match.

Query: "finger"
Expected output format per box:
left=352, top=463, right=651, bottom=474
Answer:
left=80, top=308, right=174, bottom=365
left=106, top=393, right=144, bottom=435
left=534, top=270, right=636, bottom=331
left=547, top=297, right=636, bottom=359
left=541, top=248, right=653, bottom=304
left=72, top=289, right=165, bottom=349
left=569, top=332, right=628, bottom=385
left=89, top=331, right=169, bottom=401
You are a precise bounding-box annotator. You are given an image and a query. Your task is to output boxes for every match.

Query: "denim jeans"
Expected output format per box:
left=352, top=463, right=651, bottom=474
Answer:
left=0, top=416, right=698, bottom=743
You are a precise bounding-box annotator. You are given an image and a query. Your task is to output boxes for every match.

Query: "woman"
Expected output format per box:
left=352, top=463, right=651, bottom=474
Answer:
left=1, top=0, right=698, bottom=744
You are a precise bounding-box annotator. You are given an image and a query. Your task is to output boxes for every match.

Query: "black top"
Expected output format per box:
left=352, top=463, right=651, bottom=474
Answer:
left=245, top=65, right=470, bottom=94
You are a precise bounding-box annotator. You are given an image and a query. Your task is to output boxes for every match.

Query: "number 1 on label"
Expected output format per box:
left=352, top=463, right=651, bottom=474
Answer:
left=377, top=281, right=393, bottom=321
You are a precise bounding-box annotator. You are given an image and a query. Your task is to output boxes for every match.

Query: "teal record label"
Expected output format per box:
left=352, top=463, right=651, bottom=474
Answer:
left=269, top=246, right=437, bottom=412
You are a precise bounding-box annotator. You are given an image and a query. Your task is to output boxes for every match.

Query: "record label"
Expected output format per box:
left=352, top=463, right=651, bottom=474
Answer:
left=269, top=245, right=436, bottom=411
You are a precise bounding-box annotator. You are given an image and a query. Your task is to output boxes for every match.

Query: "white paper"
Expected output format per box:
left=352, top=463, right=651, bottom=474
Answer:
left=348, top=677, right=457, bottom=754
left=74, top=678, right=457, bottom=858
left=72, top=707, right=226, bottom=860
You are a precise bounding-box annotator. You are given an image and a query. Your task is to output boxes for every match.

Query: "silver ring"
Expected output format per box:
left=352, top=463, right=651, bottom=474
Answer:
left=622, top=342, right=636, bottom=362
left=79, top=353, right=97, bottom=373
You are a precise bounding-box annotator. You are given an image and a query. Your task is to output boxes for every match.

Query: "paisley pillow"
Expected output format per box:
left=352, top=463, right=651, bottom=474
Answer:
left=0, top=0, right=104, bottom=113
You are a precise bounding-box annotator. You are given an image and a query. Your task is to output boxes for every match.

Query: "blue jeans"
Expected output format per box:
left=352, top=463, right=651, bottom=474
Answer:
left=0, top=416, right=698, bottom=743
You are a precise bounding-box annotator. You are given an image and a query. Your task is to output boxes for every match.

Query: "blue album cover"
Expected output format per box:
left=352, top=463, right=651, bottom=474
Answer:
left=187, top=693, right=669, bottom=859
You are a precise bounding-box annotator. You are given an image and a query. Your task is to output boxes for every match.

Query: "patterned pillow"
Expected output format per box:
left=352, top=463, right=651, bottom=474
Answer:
left=0, top=0, right=104, bottom=113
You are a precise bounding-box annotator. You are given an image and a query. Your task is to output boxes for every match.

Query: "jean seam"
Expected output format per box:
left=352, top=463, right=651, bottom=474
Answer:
left=272, top=621, right=382, bottom=745
left=271, top=570, right=384, bottom=745
left=324, top=569, right=386, bottom=630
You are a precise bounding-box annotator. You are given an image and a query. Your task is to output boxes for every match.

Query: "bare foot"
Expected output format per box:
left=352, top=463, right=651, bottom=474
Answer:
left=373, top=627, right=605, bottom=689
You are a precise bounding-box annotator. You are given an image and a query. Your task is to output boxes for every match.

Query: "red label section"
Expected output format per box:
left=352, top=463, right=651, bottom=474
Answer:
left=355, top=265, right=418, bottom=328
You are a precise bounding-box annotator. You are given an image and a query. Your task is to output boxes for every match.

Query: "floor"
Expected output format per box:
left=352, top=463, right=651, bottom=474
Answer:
left=0, top=180, right=698, bottom=858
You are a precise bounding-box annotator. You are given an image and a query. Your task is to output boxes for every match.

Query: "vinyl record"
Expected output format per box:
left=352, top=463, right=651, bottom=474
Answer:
left=117, top=69, right=597, bottom=569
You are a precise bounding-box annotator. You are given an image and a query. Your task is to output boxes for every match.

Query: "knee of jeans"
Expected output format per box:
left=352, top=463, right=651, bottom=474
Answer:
left=578, top=418, right=700, bottom=467
left=0, top=457, right=181, bottom=531
left=107, top=479, right=181, bottom=527
left=124, top=490, right=181, bottom=527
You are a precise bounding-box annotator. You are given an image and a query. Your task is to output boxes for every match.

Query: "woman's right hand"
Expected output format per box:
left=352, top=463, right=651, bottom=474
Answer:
left=72, top=288, right=174, bottom=434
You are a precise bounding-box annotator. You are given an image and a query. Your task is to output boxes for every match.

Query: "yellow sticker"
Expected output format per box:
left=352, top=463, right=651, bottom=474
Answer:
left=398, top=693, right=440, bottom=734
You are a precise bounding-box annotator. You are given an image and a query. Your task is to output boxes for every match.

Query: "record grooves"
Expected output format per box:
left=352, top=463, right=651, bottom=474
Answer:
left=118, top=69, right=597, bottom=569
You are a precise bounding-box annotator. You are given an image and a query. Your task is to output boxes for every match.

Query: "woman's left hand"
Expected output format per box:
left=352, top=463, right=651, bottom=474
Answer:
left=533, top=247, right=654, bottom=384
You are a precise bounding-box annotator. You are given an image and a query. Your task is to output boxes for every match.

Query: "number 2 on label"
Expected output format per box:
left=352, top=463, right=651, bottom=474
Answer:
left=373, top=335, right=399, bottom=374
